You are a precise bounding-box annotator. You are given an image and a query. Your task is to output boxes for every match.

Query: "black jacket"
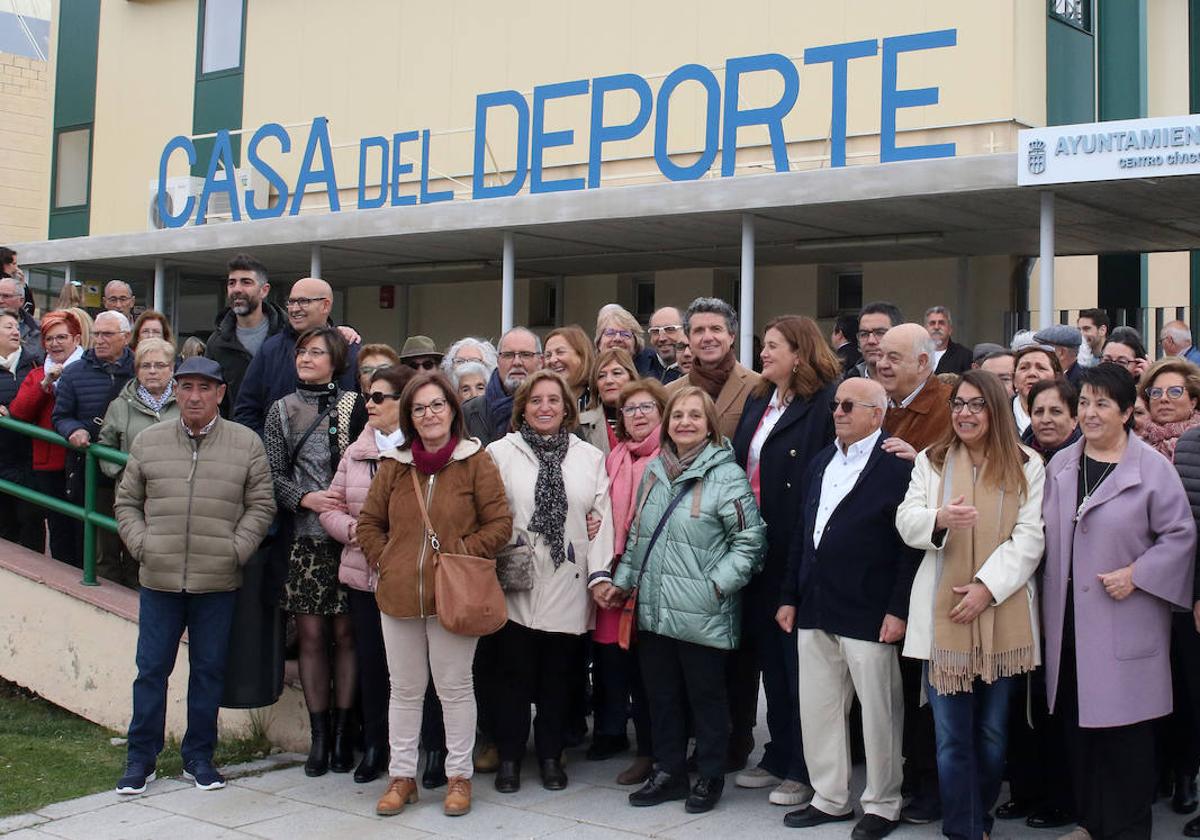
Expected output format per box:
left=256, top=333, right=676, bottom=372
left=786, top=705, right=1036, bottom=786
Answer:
left=0, top=349, right=39, bottom=480
left=836, top=342, right=862, bottom=376
left=1174, top=426, right=1200, bottom=600
left=642, top=349, right=683, bottom=384
left=205, top=300, right=287, bottom=416
left=934, top=340, right=973, bottom=375
left=731, top=382, right=837, bottom=596
left=782, top=436, right=922, bottom=641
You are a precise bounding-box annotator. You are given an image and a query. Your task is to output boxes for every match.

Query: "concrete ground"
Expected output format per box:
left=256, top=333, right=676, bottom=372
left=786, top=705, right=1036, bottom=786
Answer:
left=1, top=743, right=1196, bottom=840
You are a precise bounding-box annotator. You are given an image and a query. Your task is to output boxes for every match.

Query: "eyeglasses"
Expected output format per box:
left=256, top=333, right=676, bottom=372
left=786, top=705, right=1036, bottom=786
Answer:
left=366, top=391, right=401, bottom=405
left=498, top=350, right=538, bottom=361
left=621, top=402, right=658, bottom=417
left=674, top=342, right=689, bottom=353
left=138, top=361, right=171, bottom=371
left=829, top=399, right=877, bottom=414
left=1148, top=385, right=1187, bottom=400
left=286, top=296, right=329, bottom=309
left=0, top=291, right=20, bottom=300
left=105, top=295, right=132, bottom=304
left=857, top=328, right=889, bottom=342
left=648, top=325, right=682, bottom=336
left=950, top=398, right=988, bottom=415
left=451, top=356, right=481, bottom=367
left=1104, top=355, right=1137, bottom=369
left=405, top=359, right=439, bottom=371
left=360, top=363, right=392, bottom=377
left=295, top=347, right=328, bottom=359
left=412, top=398, right=449, bottom=418
left=602, top=328, right=634, bottom=340
left=44, top=333, right=72, bottom=344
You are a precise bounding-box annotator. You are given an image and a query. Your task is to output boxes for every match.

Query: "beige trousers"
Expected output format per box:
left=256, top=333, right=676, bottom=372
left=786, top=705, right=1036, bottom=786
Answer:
left=380, top=614, right=478, bottom=779
left=797, top=628, right=904, bottom=820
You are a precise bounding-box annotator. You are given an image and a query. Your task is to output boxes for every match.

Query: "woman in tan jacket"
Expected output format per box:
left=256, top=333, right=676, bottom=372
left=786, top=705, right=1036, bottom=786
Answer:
left=357, top=371, right=512, bottom=819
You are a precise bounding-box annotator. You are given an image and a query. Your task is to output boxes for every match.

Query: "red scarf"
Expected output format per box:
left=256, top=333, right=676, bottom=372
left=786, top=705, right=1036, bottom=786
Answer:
left=411, top=436, right=458, bottom=475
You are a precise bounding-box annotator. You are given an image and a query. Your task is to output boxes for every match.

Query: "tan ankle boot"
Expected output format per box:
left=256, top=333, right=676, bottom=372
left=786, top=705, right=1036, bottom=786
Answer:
left=444, top=776, right=472, bottom=816
left=376, top=776, right=418, bottom=816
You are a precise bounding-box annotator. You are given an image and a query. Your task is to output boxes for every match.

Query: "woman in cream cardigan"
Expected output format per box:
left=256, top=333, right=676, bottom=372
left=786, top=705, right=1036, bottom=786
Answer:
left=896, top=369, right=1046, bottom=840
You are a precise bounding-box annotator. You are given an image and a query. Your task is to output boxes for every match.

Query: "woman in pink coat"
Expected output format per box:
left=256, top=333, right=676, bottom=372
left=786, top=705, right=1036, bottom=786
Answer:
left=321, top=365, right=413, bottom=783
left=1042, top=363, right=1196, bottom=839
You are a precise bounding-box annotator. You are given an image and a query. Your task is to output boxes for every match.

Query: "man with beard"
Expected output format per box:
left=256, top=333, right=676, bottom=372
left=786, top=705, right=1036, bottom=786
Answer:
left=463, top=326, right=543, bottom=445
left=205, top=254, right=287, bottom=416
left=925, top=306, right=972, bottom=375
left=645, top=306, right=685, bottom=384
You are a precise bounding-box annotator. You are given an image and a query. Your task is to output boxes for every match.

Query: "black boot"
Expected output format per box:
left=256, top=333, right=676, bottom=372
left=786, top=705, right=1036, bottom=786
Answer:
left=353, top=741, right=388, bottom=784
left=540, top=757, right=568, bottom=791
left=629, top=769, right=690, bottom=807
left=304, top=711, right=330, bottom=777
left=685, top=776, right=724, bottom=814
left=329, top=709, right=355, bottom=774
left=1177, top=772, right=1199, bottom=814
left=495, top=760, right=521, bottom=793
left=422, top=750, right=448, bottom=789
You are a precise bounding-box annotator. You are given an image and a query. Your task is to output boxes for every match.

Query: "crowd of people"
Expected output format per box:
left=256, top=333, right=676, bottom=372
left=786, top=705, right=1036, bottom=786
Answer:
left=2, top=244, right=1200, bottom=839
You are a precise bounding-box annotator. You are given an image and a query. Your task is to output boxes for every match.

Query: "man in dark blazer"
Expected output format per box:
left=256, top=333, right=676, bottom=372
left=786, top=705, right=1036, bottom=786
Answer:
left=926, top=306, right=973, bottom=375
left=776, top=377, right=921, bottom=838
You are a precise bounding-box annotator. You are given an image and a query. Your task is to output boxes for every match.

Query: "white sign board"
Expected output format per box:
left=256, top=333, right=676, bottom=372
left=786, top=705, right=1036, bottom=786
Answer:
left=1018, top=115, right=1200, bottom=186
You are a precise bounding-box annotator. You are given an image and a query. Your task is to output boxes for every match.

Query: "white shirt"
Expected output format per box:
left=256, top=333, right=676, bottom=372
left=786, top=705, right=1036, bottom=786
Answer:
left=932, top=348, right=947, bottom=370
left=891, top=376, right=929, bottom=409
left=1012, top=394, right=1030, bottom=435
left=747, top=389, right=790, bottom=481
left=813, top=428, right=881, bottom=548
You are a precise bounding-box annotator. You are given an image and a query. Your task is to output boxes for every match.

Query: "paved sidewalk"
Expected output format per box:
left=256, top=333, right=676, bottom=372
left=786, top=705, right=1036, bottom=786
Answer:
left=1, top=746, right=1195, bottom=840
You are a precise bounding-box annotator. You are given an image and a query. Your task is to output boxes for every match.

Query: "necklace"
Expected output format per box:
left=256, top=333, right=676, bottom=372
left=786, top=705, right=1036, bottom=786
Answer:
left=1075, top=456, right=1116, bottom=523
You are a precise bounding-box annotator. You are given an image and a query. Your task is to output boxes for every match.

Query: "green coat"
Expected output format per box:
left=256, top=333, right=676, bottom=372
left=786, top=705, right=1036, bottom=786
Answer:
left=97, top=378, right=179, bottom=479
left=613, top=442, right=766, bottom=650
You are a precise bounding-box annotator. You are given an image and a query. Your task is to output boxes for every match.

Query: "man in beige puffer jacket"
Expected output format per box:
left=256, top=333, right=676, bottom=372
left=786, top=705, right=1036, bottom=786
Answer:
left=114, top=357, right=275, bottom=795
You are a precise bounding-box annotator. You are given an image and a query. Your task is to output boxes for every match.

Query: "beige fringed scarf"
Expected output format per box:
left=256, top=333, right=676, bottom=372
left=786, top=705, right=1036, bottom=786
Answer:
left=930, top=445, right=1035, bottom=694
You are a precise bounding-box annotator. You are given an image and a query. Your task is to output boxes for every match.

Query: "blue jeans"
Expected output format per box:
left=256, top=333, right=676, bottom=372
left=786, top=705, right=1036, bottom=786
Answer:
left=127, top=588, right=237, bottom=768
left=924, top=670, right=1017, bottom=840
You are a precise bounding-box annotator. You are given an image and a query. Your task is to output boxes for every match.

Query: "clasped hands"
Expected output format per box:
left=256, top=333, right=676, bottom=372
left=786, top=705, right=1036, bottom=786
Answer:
left=592, top=580, right=627, bottom=610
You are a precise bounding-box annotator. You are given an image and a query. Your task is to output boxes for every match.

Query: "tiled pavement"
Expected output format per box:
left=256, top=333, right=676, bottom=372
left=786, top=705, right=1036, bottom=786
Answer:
left=2, top=744, right=1196, bottom=840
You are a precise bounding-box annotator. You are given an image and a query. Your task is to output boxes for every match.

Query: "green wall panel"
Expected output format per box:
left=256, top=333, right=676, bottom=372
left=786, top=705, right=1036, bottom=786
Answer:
left=1046, top=17, right=1095, bottom=126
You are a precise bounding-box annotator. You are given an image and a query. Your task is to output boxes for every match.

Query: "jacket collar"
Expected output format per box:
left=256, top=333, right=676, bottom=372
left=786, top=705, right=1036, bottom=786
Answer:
left=648, top=440, right=732, bottom=485
left=1050, top=429, right=1144, bottom=519
left=215, top=300, right=287, bottom=340
left=383, top=436, right=482, bottom=464
left=83, top=347, right=133, bottom=371
left=806, top=434, right=890, bottom=519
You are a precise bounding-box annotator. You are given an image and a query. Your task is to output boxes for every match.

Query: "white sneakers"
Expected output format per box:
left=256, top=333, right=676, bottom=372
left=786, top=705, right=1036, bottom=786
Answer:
left=768, top=780, right=813, bottom=806
left=734, top=766, right=781, bottom=789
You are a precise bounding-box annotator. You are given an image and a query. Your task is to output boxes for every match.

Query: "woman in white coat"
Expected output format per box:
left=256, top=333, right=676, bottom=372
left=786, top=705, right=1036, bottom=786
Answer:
left=486, top=369, right=614, bottom=794
left=896, top=369, right=1046, bottom=840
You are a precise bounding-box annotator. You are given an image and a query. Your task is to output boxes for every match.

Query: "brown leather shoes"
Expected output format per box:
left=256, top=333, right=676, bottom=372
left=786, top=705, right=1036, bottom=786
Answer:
left=376, top=777, right=418, bottom=816
left=444, top=776, right=472, bottom=816
left=617, top=756, right=654, bottom=786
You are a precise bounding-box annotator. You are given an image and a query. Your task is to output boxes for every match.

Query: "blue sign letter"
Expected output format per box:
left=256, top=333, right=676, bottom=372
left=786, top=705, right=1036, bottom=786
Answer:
left=880, top=29, right=956, bottom=163
left=245, top=122, right=290, bottom=219
left=588, top=73, right=653, bottom=188
left=196, top=129, right=241, bottom=224
left=156, top=135, right=195, bottom=229
left=804, top=39, right=878, bottom=167
left=654, top=64, right=721, bottom=181
left=420, top=129, right=453, bottom=203
left=530, top=79, right=589, bottom=194
left=391, top=131, right=418, bottom=207
left=720, top=53, right=800, bottom=177
left=472, top=90, right=530, bottom=199
left=290, top=116, right=340, bottom=215
left=357, top=136, right=388, bottom=211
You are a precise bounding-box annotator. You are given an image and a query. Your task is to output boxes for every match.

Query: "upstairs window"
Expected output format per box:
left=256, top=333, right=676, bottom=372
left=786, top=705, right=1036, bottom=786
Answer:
left=200, top=0, right=245, bottom=75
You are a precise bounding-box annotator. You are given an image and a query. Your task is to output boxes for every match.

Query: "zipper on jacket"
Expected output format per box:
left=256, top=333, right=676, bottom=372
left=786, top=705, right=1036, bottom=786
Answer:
left=417, top=472, right=436, bottom=618
left=182, top=436, right=199, bottom=589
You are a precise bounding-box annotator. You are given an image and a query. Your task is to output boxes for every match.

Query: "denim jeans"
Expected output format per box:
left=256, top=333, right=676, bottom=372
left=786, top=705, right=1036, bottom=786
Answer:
left=127, top=588, right=237, bottom=768
left=924, top=670, right=1018, bottom=840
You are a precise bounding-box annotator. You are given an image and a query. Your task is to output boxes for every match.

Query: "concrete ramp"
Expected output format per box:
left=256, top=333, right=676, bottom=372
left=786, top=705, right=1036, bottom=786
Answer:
left=0, top=540, right=309, bottom=753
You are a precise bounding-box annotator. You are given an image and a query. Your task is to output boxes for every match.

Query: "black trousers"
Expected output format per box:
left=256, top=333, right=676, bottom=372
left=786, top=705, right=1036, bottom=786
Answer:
left=473, top=632, right=498, bottom=741
left=900, top=655, right=940, bottom=802
left=592, top=639, right=652, bottom=755
left=34, top=470, right=81, bottom=567
left=1159, top=612, right=1200, bottom=779
left=493, top=621, right=581, bottom=762
left=748, top=583, right=807, bottom=781
left=639, top=631, right=729, bottom=779
left=346, top=588, right=390, bottom=747
left=1004, top=668, right=1073, bottom=812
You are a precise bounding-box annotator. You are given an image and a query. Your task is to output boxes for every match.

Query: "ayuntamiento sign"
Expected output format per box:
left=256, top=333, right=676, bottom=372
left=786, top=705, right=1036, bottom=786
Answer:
left=1018, top=115, right=1200, bottom=186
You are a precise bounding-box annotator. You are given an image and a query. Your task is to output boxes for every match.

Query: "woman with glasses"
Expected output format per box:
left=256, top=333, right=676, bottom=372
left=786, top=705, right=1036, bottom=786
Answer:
left=1100, top=327, right=1150, bottom=381
left=544, top=325, right=595, bottom=411
left=579, top=348, right=638, bottom=455
left=130, top=311, right=175, bottom=353
left=97, top=337, right=179, bottom=481
left=897, top=369, right=1046, bottom=840
left=319, top=364, right=415, bottom=784
left=1042, top=363, right=1196, bottom=839
left=590, top=378, right=669, bottom=784
left=595, top=303, right=657, bottom=376
left=1138, top=357, right=1200, bottom=462
left=357, top=372, right=513, bottom=818
left=729, top=315, right=840, bottom=805
left=263, top=326, right=367, bottom=777
left=356, top=343, right=400, bottom=395
left=1012, top=344, right=1063, bottom=435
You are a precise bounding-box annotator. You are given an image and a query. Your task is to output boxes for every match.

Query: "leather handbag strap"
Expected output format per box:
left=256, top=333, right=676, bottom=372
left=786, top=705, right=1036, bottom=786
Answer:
left=631, top=479, right=696, bottom=593
left=410, top=468, right=442, bottom=553
left=287, top=401, right=337, bottom=473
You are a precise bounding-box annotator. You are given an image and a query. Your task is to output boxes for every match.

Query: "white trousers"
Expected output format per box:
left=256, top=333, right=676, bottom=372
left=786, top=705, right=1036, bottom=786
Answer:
left=797, top=628, right=905, bottom=820
left=380, top=614, right=478, bottom=779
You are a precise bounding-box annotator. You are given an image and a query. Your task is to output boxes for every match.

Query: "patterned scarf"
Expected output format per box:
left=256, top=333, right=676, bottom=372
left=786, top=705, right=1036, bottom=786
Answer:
left=688, top=350, right=735, bottom=400
left=519, top=422, right=571, bottom=567
left=137, top=381, right=174, bottom=413
left=1141, top=410, right=1200, bottom=462
left=660, top=440, right=707, bottom=482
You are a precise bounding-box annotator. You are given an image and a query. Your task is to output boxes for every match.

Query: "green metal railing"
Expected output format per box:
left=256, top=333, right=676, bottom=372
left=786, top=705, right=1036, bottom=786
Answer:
left=0, top=415, right=128, bottom=586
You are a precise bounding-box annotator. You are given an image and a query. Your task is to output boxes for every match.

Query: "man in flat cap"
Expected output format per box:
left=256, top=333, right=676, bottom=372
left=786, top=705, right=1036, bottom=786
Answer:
left=1033, top=324, right=1083, bottom=387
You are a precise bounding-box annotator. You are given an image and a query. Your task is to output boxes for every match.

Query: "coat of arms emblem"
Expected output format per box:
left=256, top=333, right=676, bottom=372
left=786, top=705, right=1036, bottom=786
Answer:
left=1027, top=139, right=1046, bottom=175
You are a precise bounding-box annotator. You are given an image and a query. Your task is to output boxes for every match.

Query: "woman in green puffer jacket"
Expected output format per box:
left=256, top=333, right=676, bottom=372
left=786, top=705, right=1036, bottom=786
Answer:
left=609, top=385, right=766, bottom=816
left=97, top=337, right=179, bottom=480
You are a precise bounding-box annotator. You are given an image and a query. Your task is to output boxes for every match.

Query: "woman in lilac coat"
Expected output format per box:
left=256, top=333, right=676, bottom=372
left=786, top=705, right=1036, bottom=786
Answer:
left=1042, top=363, right=1196, bottom=839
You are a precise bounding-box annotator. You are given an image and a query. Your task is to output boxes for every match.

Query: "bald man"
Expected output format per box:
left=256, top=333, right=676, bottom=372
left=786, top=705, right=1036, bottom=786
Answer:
left=875, top=324, right=952, bottom=455
left=233, top=277, right=361, bottom=432
left=776, top=376, right=920, bottom=834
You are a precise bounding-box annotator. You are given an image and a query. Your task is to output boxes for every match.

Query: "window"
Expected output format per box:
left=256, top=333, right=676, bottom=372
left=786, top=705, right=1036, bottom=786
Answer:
left=634, top=278, right=655, bottom=322
left=836, top=271, right=863, bottom=313
left=528, top=278, right=561, bottom=327
left=200, top=0, right=244, bottom=75
left=54, top=127, right=90, bottom=208
left=1049, top=0, right=1091, bottom=33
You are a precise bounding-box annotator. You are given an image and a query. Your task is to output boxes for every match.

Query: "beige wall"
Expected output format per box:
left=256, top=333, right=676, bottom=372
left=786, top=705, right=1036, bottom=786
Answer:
left=0, top=53, right=50, bottom=242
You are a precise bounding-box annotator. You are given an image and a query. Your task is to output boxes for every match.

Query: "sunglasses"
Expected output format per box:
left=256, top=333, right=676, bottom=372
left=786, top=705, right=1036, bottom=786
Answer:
left=405, top=359, right=439, bottom=371
left=829, top=399, right=877, bottom=414
left=366, top=391, right=401, bottom=405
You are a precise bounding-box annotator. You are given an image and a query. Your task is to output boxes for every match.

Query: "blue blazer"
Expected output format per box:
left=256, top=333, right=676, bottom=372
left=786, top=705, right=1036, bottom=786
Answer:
left=782, top=435, right=922, bottom=642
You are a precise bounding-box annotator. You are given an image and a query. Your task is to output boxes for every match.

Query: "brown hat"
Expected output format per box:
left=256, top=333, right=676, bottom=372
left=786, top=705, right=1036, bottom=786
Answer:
left=398, top=335, right=443, bottom=361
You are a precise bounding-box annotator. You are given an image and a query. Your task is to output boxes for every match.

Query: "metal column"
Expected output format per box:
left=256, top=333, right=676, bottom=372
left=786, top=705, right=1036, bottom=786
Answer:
left=310, top=244, right=322, bottom=279
left=739, top=214, right=755, bottom=367
left=501, top=232, right=515, bottom=334
left=153, top=258, right=165, bottom=312
left=1038, top=192, right=1055, bottom=329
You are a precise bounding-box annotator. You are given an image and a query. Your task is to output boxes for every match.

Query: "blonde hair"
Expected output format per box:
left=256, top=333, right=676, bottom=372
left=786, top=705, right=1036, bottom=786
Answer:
left=589, top=348, right=638, bottom=410
left=134, top=337, right=175, bottom=369
left=595, top=304, right=645, bottom=353
left=67, top=307, right=93, bottom=349
left=544, top=325, right=595, bottom=393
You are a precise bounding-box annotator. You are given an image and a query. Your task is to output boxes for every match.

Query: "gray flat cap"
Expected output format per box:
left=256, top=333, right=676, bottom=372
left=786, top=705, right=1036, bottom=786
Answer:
left=1033, top=324, right=1082, bottom=348
left=972, top=342, right=1005, bottom=363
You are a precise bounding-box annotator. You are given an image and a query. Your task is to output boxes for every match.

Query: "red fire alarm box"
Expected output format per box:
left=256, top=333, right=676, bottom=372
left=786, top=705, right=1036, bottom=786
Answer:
left=379, top=285, right=396, bottom=309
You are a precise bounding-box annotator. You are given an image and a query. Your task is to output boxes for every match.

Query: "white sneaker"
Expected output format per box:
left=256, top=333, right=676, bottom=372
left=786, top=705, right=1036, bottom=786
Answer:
left=734, top=766, right=781, bottom=789
left=768, top=780, right=813, bottom=806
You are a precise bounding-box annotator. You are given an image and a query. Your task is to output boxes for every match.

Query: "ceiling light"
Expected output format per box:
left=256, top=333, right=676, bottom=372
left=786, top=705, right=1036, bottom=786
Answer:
left=793, top=232, right=944, bottom=252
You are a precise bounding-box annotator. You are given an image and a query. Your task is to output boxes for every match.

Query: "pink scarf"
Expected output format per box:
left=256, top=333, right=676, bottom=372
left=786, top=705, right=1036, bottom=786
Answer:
left=1141, top=410, right=1200, bottom=462
left=605, top=425, right=663, bottom=556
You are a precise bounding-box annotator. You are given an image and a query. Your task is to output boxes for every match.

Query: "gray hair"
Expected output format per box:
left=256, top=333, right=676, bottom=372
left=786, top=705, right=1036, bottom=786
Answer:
left=442, top=336, right=498, bottom=377
left=1163, top=324, right=1192, bottom=343
left=451, top=360, right=490, bottom=388
left=95, top=310, right=131, bottom=333
left=911, top=331, right=937, bottom=363
left=0, top=274, right=25, bottom=295
left=498, top=326, right=542, bottom=355
left=684, top=296, right=738, bottom=337
left=104, top=280, right=133, bottom=297
left=1010, top=329, right=1037, bottom=351
left=924, top=305, right=952, bottom=324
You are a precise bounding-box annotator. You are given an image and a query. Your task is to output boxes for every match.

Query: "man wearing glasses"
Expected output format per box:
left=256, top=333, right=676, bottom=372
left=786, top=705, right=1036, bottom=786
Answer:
left=206, top=254, right=288, bottom=415
left=0, top=275, right=41, bottom=355
left=104, top=280, right=140, bottom=321
left=463, top=326, right=543, bottom=445
left=849, top=302, right=904, bottom=380
left=233, top=277, right=360, bottom=433
left=646, top=306, right=685, bottom=384
left=398, top=335, right=444, bottom=372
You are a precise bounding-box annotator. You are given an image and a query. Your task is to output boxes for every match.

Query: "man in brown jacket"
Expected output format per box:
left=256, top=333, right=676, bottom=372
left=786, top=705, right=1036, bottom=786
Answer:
left=114, top=357, right=275, bottom=796
left=877, top=323, right=952, bottom=454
